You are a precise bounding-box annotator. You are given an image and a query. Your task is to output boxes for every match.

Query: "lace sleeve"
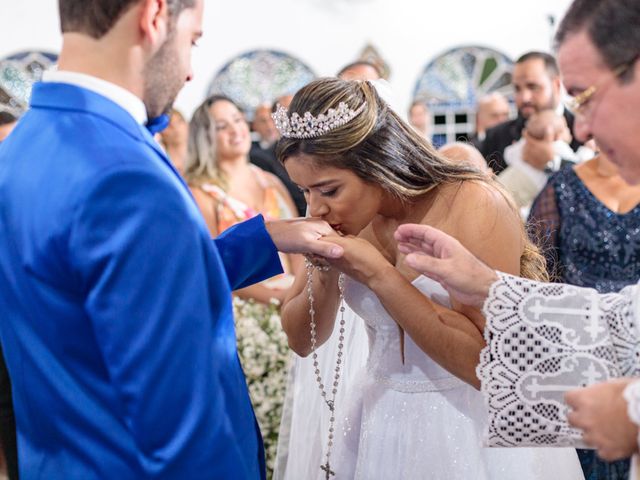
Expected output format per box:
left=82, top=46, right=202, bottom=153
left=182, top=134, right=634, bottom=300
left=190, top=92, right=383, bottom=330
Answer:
left=477, top=272, right=640, bottom=447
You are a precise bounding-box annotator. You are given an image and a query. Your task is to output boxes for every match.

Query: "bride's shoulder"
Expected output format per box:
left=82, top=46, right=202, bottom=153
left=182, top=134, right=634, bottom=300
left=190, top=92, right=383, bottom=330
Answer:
left=432, top=179, right=516, bottom=223
left=424, top=179, right=523, bottom=271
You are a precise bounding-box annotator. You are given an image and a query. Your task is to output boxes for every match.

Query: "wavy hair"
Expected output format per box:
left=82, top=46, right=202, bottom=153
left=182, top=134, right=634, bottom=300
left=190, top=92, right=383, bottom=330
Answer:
left=183, top=94, right=242, bottom=189
left=276, top=78, right=548, bottom=281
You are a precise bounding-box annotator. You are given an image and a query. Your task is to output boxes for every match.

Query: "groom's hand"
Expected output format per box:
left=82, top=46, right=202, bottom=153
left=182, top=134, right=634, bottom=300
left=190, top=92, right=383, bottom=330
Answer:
left=265, top=218, right=343, bottom=259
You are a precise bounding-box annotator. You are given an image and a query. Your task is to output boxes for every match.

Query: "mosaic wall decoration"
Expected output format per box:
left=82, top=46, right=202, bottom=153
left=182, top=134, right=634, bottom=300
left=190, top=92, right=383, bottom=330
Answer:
left=412, top=45, right=514, bottom=145
left=207, top=49, right=316, bottom=120
left=0, top=50, right=58, bottom=118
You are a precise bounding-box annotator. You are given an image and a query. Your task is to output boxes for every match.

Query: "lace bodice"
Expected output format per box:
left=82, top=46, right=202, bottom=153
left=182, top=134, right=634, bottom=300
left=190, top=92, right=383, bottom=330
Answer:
left=344, top=275, right=465, bottom=393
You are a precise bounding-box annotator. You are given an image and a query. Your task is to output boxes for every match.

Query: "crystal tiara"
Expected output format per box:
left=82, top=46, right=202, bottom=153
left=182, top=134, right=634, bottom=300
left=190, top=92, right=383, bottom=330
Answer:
left=272, top=101, right=367, bottom=139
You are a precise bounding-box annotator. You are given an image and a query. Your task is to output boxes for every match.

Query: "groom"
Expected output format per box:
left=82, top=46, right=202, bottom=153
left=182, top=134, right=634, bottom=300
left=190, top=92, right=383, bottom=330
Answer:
left=0, top=1, right=342, bottom=478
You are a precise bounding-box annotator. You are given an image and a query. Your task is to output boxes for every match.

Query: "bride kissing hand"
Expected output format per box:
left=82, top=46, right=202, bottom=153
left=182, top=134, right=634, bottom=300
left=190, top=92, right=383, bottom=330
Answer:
left=323, top=235, right=394, bottom=288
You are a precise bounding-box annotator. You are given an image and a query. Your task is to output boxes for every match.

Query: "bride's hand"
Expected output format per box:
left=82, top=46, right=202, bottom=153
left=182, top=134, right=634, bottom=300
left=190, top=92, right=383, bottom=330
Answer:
left=323, top=235, right=392, bottom=286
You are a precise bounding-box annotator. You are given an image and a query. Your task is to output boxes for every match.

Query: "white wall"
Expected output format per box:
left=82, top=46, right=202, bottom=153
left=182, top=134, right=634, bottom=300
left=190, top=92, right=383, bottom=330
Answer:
left=1, top=0, right=573, bottom=117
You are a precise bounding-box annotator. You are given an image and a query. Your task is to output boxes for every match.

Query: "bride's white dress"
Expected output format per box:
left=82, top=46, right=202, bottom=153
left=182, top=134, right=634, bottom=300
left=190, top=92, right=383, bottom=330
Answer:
left=333, top=275, right=585, bottom=480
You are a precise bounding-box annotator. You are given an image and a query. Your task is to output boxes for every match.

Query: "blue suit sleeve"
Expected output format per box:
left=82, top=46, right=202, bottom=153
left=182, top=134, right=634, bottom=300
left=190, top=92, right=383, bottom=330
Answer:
left=213, top=215, right=283, bottom=290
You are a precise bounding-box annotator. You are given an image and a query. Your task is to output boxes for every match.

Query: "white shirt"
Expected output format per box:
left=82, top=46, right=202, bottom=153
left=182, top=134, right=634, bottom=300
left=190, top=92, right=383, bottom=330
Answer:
left=503, top=138, right=580, bottom=189
left=42, top=70, right=148, bottom=125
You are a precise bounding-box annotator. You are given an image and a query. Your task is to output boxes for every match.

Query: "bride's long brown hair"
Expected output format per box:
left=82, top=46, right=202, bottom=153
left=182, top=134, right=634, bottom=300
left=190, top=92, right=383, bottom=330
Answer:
left=276, top=78, right=547, bottom=281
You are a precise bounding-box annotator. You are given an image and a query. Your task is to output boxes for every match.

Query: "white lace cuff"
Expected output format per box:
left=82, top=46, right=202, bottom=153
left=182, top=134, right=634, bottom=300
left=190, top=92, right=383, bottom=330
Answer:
left=477, top=273, right=640, bottom=447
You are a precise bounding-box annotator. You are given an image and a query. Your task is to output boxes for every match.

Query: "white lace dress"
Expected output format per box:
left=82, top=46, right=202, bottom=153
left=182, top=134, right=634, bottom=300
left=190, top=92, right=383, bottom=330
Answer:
left=332, top=275, right=584, bottom=480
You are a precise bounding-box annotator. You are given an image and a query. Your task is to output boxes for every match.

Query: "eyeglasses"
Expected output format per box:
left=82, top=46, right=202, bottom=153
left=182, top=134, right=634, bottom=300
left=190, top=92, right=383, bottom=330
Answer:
left=569, top=55, right=638, bottom=117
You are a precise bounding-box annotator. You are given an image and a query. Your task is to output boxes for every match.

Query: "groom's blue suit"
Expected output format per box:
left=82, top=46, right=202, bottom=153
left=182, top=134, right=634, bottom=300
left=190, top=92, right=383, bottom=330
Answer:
left=0, top=82, right=282, bottom=479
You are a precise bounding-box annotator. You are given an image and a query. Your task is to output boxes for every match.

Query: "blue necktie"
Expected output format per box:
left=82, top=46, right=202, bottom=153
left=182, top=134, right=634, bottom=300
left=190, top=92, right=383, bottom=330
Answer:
left=145, top=114, right=170, bottom=135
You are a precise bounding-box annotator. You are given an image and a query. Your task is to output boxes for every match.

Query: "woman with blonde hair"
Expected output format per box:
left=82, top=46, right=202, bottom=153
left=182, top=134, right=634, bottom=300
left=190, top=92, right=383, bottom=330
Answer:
left=184, top=94, right=301, bottom=303
left=275, top=78, right=583, bottom=479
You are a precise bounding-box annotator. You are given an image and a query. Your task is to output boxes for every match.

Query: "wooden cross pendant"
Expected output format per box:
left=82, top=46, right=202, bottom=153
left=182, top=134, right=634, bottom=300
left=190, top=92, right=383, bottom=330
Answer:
left=321, top=461, right=335, bottom=478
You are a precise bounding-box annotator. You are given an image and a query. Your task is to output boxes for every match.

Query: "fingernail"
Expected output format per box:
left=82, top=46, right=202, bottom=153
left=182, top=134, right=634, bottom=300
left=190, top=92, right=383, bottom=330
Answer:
left=330, top=247, right=343, bottom=257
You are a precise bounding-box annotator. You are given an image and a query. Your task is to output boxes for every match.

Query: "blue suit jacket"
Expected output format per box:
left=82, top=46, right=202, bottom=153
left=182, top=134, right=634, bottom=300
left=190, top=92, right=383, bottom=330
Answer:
left=0, top=82, right=283, bottom=479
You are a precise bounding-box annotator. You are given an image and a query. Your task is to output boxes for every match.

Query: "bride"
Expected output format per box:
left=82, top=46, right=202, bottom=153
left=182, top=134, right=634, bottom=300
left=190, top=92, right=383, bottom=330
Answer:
left=275, top=78, right=584, bottom=479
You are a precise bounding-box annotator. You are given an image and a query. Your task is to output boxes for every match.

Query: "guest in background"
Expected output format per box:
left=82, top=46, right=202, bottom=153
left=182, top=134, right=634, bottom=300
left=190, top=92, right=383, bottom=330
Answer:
left=250, top=95, right=306, bottom=216
left=527, top=152, right=640, bottom=480
left=439, top=141, right=490, bottom=173
left=408, top=99, right=432, bottom=141
left=337, top=60, right=382, bottom=81
left=480, top=51, right=582, bottom=174
left=0, top=111, right=17, bottom=143
left=498, top=108, right=588, bottom=216
left=185, top=94, right=301, bottom=303
left=252, top=102, right=279, bottom=151
left=158, top=108, right=188, bottom=174
left=470, top=92, right=510, bottom=148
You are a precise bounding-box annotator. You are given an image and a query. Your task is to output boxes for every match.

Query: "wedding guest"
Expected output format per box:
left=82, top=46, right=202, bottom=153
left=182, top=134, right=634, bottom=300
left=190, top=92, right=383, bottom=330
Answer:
left=158, top=108, right=188, bottom=173
left=480, top=52, right=582, bottom=174
left=252, top=103, right=279, bottom=150
left=408, top=99, right=432, bottom=140
left=336, top=60, right=382, bottom=82
left=470, top=92, right=511, bottom=148
left=439, top=141, right=490, bottom=173
left=0, top=112, right=17, bottom=143
left=498, top=109, right=588, bottom=215
left=185, top=94, right=301, bottom=303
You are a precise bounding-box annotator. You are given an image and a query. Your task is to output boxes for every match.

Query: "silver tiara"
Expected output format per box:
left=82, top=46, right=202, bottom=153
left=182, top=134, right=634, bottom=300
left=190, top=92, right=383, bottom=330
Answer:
left=272, top=101, right=367, bottom=139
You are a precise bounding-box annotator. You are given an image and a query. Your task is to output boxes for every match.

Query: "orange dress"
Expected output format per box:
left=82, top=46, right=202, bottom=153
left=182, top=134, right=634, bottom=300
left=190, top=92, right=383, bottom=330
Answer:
left=200, top=165, right=296, bottom=274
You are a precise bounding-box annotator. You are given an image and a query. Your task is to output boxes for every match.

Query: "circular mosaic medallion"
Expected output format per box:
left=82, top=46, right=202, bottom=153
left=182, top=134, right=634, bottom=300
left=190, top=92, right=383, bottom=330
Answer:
left=0, top=50, right=58, bottom=117
left=207, top=49, right=316, bottom=120
left=413, top=45, right=514, bottom=109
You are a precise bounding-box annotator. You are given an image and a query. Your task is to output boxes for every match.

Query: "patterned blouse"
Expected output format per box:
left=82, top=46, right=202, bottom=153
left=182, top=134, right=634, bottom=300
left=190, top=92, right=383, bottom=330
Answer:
left=200, top=165, right=295, bottom=273
left=529, top=165, right=640, bottom=293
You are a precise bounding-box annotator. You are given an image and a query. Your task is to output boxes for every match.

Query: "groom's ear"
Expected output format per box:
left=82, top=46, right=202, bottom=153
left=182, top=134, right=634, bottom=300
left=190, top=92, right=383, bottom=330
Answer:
left=138, top=0, right=170, bottom=54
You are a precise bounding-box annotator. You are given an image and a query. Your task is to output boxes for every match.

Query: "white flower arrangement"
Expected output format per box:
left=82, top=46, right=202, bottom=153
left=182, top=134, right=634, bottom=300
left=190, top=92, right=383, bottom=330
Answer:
left=233, top=296, right=291, bottom=478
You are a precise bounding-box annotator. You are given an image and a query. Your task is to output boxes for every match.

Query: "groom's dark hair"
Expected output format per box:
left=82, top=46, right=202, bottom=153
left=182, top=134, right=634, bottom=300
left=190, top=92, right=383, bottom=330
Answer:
left=58, top=0, right=195, bottom=39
